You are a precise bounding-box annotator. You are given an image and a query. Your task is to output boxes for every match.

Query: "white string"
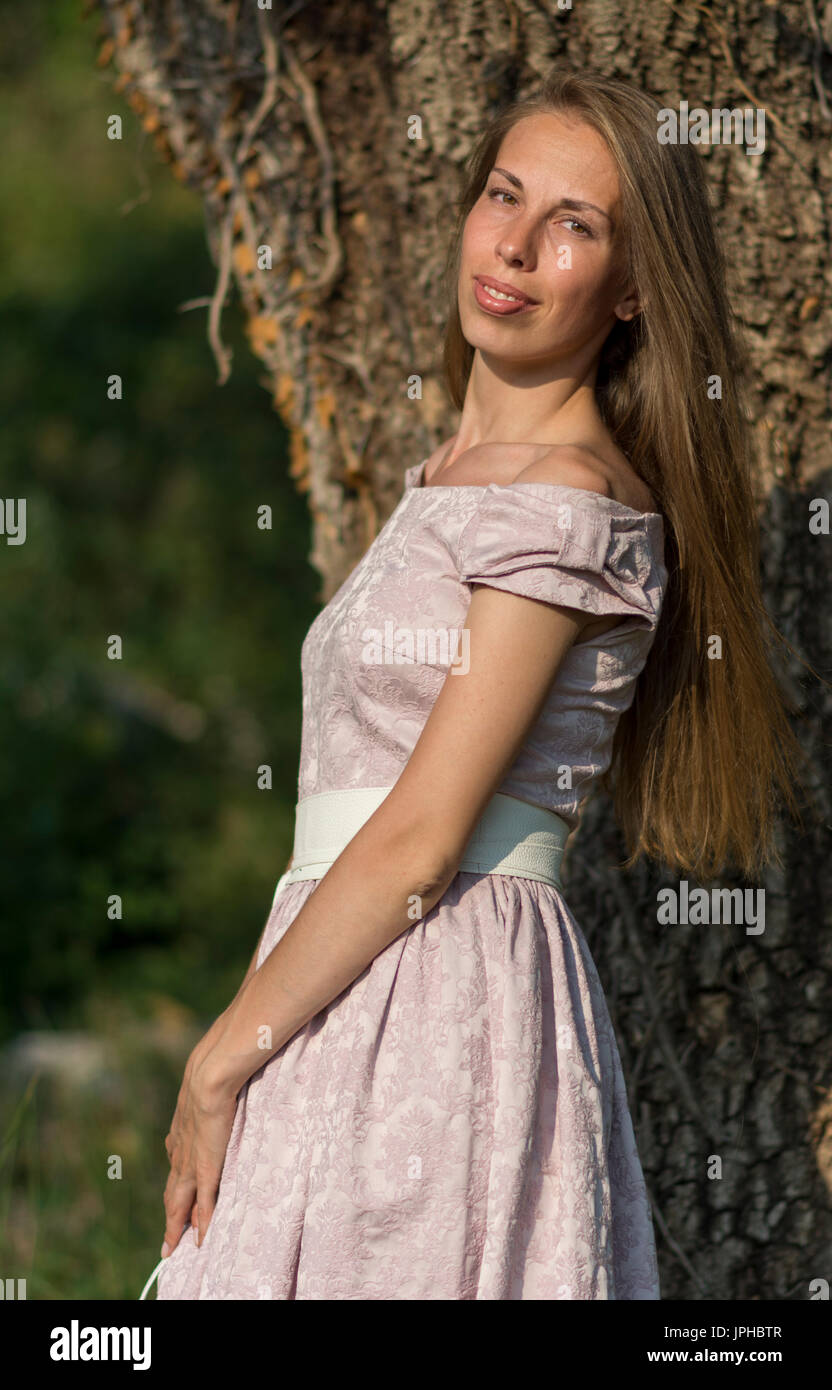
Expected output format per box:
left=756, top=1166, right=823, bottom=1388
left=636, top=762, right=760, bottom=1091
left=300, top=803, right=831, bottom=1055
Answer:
left=139, top=1221, right=192, bottom=1300
left=138, top=1257, right=165, bottom=1301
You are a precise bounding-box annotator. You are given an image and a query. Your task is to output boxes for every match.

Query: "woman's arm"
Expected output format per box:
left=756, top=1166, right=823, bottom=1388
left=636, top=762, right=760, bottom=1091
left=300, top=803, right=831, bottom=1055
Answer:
left=199, top=583, right=591, bottom=1100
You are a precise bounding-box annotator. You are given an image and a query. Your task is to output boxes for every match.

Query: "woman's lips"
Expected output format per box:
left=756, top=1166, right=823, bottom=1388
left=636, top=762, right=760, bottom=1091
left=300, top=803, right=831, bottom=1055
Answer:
left=472, top=276, right=537, bottom=316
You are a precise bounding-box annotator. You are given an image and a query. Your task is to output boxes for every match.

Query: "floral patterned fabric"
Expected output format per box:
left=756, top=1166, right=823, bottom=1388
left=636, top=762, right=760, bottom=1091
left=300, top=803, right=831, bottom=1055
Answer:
left=156, top=458, right=666, bottom=1300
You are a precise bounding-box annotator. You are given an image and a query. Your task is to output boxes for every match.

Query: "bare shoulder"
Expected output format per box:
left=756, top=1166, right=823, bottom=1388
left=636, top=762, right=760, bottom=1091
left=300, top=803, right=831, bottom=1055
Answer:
left=513, top=445, right=613, bottom=497
left=429, top=438, right=609, bottom=491
left=426, top=436, right=657, bottom=512
left=514, top=443, right=656, bottom=514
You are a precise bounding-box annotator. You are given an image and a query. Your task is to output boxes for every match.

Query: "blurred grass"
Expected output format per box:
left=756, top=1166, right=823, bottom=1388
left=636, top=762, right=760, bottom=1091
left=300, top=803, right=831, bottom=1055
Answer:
left=0, top=0, right=322, bottom=1294
left=0, top=993, right=199, bottom=1300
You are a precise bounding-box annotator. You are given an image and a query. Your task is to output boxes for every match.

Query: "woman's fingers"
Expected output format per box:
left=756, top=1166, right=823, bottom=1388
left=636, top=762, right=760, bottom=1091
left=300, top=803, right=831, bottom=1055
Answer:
left=196, top=1162, right=222, bottom=1246
left=191, top=1090, right=238, bottom=1246
left=162, top=1170, right=196, bottom=1257
left=161, top=1064, right=238, bottom=1255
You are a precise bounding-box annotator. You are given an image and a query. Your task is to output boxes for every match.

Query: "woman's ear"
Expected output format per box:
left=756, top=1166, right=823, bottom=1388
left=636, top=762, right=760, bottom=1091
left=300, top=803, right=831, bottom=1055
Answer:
left=614, top=290, right=643, bottom=322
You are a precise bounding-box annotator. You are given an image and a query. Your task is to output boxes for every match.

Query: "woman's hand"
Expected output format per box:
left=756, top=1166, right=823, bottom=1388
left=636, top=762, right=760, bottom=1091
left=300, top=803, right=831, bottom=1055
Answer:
left=161, top=1033, right=240, bottom=1259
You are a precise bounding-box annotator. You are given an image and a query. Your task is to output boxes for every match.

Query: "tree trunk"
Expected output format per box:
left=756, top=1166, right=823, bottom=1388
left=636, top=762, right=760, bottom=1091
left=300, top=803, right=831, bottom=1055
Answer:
left=89, top=0, right=832, bottom=1299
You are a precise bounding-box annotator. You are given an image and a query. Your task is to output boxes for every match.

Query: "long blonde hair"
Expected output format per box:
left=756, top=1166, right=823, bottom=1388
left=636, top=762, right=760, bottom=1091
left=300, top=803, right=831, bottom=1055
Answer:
left=442, top=68, right=817, bottom=881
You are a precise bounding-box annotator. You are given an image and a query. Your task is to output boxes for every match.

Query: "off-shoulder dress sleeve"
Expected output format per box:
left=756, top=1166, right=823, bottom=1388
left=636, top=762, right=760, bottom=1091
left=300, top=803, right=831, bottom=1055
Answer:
left=456, top=486, right=664, bottom=634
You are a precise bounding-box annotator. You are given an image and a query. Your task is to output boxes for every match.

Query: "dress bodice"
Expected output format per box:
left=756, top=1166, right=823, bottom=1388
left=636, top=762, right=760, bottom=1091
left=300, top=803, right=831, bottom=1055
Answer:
left=295, top=458, right=667, bottom=830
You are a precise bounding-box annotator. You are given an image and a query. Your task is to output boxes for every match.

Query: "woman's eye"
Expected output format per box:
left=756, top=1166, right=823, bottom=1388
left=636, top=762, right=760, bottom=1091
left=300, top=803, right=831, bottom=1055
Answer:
left=487, top=190, right=591, bottom=237
left=561, top=216, right=591, bottom=236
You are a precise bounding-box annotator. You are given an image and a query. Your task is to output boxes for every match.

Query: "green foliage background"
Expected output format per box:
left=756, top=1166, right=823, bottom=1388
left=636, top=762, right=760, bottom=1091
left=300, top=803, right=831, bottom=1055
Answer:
left=0, top=0, right=320, bottom=1294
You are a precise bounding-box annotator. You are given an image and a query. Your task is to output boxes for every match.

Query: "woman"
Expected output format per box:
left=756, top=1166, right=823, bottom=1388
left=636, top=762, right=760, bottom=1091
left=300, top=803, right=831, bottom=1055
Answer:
left=145, top=69, right=806, bottom=1300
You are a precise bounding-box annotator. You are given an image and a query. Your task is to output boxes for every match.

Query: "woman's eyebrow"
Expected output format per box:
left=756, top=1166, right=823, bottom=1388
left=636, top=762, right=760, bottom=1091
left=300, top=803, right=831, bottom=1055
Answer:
left=491, top=166, right=613, bottom=226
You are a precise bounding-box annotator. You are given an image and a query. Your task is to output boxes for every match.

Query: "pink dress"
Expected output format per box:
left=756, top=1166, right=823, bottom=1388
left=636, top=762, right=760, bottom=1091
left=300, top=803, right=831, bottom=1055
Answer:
left=156, top=458, right=667, bottom=1300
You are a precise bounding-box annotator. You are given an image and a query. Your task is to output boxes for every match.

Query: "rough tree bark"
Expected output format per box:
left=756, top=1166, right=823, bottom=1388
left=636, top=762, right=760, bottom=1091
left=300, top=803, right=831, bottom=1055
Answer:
left=89, top=0, right=832, bottom=1299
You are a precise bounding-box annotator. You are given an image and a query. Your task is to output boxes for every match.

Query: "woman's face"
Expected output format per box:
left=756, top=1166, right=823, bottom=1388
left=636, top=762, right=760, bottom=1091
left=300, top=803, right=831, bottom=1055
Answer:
left=458, top=111, right=639, bottom=370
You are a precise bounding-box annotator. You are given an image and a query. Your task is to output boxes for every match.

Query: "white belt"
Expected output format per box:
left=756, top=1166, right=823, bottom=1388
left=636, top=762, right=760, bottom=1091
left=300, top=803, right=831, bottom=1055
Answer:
left=271, top=786, right=568, bottom=908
